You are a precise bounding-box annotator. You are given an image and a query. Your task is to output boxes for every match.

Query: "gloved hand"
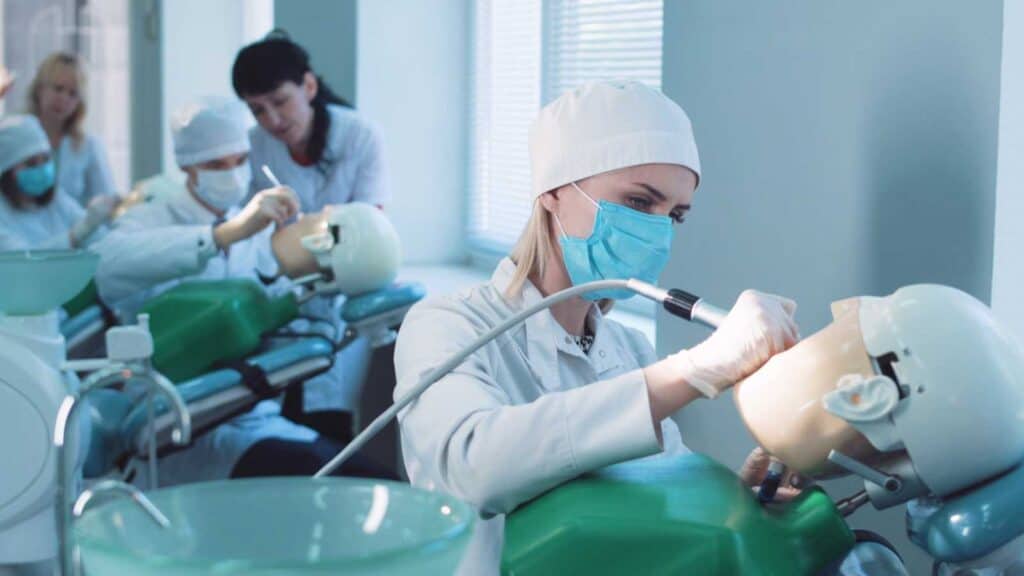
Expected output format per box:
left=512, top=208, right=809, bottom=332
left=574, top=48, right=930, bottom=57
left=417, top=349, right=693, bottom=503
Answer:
left=738, top=447, right=803, bottom=501
left=69, top=194, right=118, bottom=246
left=214, top=186, right=299, bottom=249
left=669, top=290, right=799, bottom=398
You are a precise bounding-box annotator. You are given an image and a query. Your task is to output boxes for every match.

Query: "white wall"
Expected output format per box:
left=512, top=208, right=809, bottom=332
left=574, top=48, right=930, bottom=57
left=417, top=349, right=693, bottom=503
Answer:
left=992, top=1, right=1024, bottom=340
left=357, top=0, right=470, bottom=265
left=659, top=2, right=1003, bottom=573
left=160, top=0, right=272, bottom=175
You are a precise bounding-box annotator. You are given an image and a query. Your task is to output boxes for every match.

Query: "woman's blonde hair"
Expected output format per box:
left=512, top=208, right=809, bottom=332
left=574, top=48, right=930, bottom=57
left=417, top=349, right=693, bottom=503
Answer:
left=27, top=52, right=87, bottom=148
left=507, top=199, right=555, bottom=300
left=506, top=193, right=613, bottom=312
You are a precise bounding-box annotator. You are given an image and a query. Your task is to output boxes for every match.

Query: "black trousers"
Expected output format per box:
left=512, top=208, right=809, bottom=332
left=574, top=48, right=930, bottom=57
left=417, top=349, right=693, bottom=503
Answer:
left=231, top=436, right=398, bottom=480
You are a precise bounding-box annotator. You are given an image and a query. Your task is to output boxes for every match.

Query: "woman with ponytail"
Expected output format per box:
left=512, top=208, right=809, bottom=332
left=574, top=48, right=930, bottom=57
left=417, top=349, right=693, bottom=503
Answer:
left=231, top=32, right=389, bottom=448
left=232, top=31, right=387, bottom=212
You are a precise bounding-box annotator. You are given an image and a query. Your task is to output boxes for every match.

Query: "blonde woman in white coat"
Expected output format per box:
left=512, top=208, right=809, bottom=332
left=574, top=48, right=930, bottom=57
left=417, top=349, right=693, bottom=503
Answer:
left=395, top=81, right=907, bottom=575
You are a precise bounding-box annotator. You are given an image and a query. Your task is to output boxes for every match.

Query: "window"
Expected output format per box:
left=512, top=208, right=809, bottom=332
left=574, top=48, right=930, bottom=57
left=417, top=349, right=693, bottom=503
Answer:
left=1, top=0, right=131, bottom=193
left=468, top=0, right=543, bottom=253
left=468, top=0, right=664, bottom=319
left=543, top=0, right=664, bottom=104
left=468, top=0, right=664, bottom=257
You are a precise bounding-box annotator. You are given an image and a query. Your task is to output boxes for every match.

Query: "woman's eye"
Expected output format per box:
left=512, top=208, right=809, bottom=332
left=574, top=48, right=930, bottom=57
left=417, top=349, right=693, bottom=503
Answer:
left=628, top=196, right=652, bottom=211
left=273, top=97, right=289, bottom=108
left=670, top=211, right=686, bottom=224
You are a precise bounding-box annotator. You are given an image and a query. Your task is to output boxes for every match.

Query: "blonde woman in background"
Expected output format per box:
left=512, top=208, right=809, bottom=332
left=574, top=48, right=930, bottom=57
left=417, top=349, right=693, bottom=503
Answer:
left=28, top=52, right=117, bottom=206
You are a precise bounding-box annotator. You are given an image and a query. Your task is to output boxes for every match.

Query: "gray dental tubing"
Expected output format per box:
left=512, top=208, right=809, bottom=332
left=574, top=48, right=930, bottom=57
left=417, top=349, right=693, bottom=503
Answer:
left=314, top=278, right=728, bottom=478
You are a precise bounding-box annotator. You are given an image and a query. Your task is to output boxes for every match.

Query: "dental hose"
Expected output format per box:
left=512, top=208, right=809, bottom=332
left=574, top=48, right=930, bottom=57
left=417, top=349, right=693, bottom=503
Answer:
left=314, top=278, right=726, bottom=478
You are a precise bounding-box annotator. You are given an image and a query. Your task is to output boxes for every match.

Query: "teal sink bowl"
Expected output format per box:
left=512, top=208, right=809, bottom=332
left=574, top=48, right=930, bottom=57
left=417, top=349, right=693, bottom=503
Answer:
left=73, top=478, right=474, bottom=575
left=0, top=249, right=98, bottom=315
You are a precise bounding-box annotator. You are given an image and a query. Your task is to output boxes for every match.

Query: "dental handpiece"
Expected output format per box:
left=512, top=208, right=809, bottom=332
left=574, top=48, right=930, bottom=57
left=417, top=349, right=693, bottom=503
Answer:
left=758, top=458, right=787, bottom=503
left=314, top=278, right=724, bottom=478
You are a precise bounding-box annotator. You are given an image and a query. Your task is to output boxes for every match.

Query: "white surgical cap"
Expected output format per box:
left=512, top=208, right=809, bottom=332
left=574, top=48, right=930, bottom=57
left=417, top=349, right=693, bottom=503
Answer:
left=0, top=115, right=50, bottom=175
left=171, top=96, right=251, bottom=167
left=529, top=80, right=701, bottom=198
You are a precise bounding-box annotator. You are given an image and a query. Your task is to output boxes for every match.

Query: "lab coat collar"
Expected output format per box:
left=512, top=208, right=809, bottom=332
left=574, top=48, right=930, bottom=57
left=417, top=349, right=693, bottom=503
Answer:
left=490, top=259, right=623, bottom=389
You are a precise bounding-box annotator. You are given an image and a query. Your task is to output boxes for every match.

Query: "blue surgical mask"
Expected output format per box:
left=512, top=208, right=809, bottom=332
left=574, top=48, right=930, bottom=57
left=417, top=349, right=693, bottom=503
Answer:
left=16, top=160, right=56, bottom=197
left=557, top=182, right=674, bottom=301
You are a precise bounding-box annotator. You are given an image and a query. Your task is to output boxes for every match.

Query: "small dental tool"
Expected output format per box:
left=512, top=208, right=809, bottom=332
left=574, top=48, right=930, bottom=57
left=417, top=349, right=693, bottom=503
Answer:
left=261, top=165, right=282, bottom=187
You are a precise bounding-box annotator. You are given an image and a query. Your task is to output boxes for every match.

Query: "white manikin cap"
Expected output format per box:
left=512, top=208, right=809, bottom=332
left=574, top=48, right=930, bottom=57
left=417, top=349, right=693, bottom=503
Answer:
left=529, top=80, right=701, bottom=198
left=0, top=115, right=50, bottom=175
left=171, top=96, right=251, bottom=167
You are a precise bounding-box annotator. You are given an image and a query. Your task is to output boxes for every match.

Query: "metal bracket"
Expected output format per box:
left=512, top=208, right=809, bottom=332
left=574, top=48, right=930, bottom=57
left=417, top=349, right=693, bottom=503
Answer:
left=828, top=450, right=903, bottom=493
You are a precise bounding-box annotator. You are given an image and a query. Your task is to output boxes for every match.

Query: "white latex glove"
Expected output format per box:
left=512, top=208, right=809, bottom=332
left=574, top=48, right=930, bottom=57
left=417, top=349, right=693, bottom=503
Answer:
left=214, top=186, right=299, bottom=249
left=669, top=290, right=799, bottom=398
left=70, top=194, right=118, bottom=245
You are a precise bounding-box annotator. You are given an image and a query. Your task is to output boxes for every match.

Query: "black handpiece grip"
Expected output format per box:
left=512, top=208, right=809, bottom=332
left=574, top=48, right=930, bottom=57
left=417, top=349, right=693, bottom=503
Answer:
left=663, top=288, right=700, bottom=320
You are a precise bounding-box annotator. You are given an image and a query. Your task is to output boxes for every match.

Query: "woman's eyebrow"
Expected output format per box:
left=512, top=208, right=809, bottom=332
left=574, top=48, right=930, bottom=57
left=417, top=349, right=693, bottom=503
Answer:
left=633, top=182, right=690, bottom=210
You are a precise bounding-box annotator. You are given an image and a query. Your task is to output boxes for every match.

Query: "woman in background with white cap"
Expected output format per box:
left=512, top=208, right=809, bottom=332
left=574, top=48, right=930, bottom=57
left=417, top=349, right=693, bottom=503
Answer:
left=394, top=81, right=802, bottom=574
left=0, top=114, right=115, bottom=250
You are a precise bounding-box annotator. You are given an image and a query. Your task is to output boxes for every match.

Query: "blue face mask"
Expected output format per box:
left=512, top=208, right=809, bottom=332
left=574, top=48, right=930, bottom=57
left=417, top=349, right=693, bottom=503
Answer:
left=557, top=182, right=674, bottom=301
left=16, top=161, right=56, bottom=197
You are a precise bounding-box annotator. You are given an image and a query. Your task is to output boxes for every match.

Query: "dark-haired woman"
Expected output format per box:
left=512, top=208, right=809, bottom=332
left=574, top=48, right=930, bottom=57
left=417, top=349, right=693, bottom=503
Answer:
left=0, top=114, right=114, bottom=250
left=232, top=35, right=387, bottom=212
left=232, top=35, right=389, bottom=447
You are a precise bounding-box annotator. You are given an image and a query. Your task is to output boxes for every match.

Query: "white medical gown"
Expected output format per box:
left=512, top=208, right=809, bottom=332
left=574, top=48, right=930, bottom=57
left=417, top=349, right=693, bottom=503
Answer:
left=395, top=257, right=689, bottom=574
left=55, top=133, right=117, bottom=206
left=396, top=257, right=908, bottom=576
left=0, top=187, right=84, bottom=250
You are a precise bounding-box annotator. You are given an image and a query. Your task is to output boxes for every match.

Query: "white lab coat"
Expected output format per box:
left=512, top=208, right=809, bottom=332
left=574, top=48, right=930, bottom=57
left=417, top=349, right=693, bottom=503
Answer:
left=92, top=176, right=317, bottom=486
left=247, top=104, right=386, bottom=413
left=396, top=258, right=909, bottom=576
left=55, top=133, right=117, bottom=206
left=247, top=104, right=389, bottom=212
left=92, top=174, right=281, bottom=320
left=395, top=258, right=689, bottom=575
left=0, top=188, right=83, bottom=250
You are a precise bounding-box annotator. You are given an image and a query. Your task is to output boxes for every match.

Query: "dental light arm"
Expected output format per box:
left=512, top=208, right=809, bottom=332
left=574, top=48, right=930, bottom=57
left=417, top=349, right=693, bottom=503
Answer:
left=314, top=278, right=725, bottom=478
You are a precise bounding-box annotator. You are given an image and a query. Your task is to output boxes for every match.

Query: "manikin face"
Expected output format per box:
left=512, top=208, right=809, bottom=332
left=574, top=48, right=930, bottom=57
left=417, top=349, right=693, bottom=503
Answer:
left=733, top=298, right=884, bottom=477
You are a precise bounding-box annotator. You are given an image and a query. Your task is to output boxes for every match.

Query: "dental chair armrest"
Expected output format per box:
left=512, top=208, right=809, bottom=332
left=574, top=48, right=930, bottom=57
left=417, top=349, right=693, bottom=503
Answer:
left=341, top=282, right=426, bottom=347
left=341, top=282, right=425, bottom=324
left=113, top=339, right=333, bottom=463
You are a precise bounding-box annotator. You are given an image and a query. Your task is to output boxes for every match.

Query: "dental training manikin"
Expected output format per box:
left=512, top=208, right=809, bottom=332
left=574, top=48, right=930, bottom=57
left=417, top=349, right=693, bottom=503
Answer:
left=736, top=284, right=1024, bottom=494
left=737, top=284, right=1024, bottom=573
left=270, top=204, right=400, bottom=296
left=735, top=296, right=882, bottom=477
